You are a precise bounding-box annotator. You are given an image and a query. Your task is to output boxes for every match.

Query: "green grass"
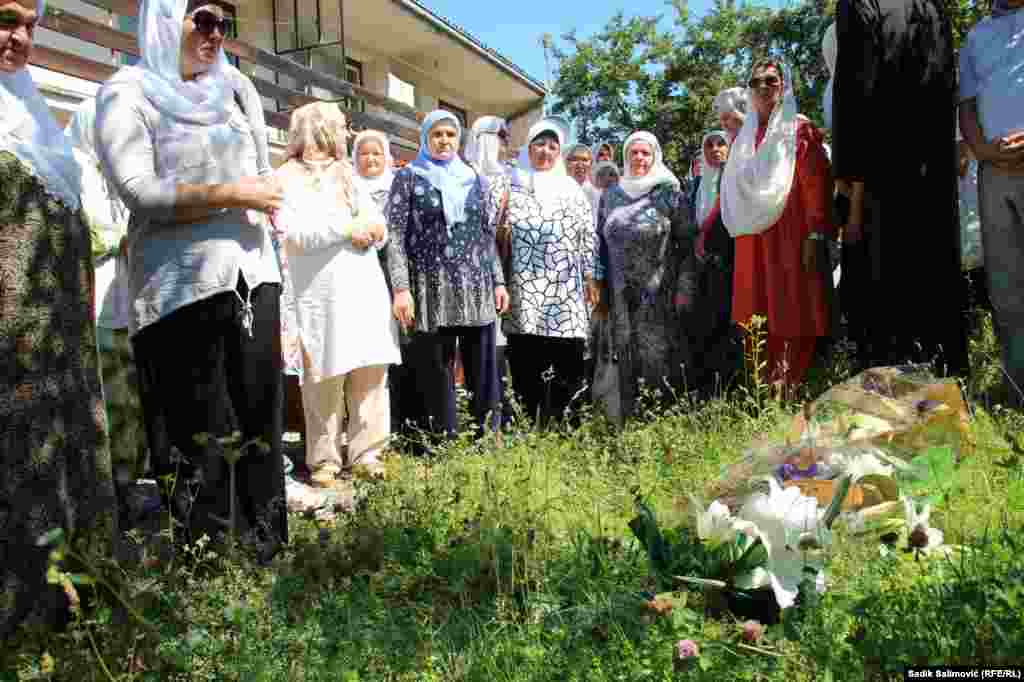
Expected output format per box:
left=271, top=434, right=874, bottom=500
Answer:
left=4, top=311, right=1024, bottom=681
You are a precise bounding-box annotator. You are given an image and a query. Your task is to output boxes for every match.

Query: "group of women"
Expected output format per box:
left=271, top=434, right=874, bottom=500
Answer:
left=1, top=0, right=839, bottom=639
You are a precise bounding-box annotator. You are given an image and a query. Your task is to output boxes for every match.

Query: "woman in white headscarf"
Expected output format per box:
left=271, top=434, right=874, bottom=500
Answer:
left=384, top=110, right=509, bottom=450
left=95, top=0, right=287, bottom=561
left=591, top=131, right=696, bottom=420
left=720, top=60, right=834, bottom=389
left=690, top=130, right=743, bottom=395
left=351, top=127, right=412, bottom=440
left=487, top=119, right=595, bottom=426
left=563, top=142, right=601, bottom=205
left=275, top=107, right=399, bottom=485
left=464, top=115, right=509, bottom=179
left=65, top=97, right=147, bottom=487
left=462, top=115, right=515, bottom=426
left=714, top=87, right=748, bottom=142
left=0, top=0, right=116, bottom=638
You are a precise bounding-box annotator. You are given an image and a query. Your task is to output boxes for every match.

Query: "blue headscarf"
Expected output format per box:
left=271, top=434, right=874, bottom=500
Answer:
left=410, top=110, right=477, bottom=230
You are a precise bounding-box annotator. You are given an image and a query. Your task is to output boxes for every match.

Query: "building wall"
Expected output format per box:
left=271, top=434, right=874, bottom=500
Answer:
left=507, top=103, right=545, bottom=154
left=32, top=0, right=543, bottom=164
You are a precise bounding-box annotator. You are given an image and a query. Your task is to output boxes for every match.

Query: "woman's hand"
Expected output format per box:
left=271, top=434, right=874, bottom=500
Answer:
left=585, top=278, right=601, bottom=307
left=351, top=230, right=373, bottom=249
left=495, top=286, right=510, bottom=315
left=802, top=235, right=822, bottom=271
left=367, top=222, right=386, bottom=243
left=973, top=135, right=1024, bottom=171
left=842, top=219, right=863, bottom=244
left=673, top=293, right=692, bottom=312
left=232, top=176, right=284, bottom=214
left=392, top=289, right=415, bottom=329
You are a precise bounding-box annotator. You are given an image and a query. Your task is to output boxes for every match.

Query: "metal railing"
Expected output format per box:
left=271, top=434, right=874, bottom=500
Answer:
left=34, top=0, right=421, bottom=142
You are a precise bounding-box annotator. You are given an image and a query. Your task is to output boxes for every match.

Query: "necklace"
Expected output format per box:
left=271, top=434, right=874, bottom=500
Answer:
left=299, top=158, right=335, bottom=191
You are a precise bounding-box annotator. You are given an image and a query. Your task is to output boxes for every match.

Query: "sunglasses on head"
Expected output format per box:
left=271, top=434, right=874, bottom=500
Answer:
left=190, top=9, right=233, bottom=36
left=748, top=75, right=781, bottom=89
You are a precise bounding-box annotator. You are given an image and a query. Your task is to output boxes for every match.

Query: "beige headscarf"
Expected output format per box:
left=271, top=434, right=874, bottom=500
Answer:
left=279, top=102, right=354, bottom=211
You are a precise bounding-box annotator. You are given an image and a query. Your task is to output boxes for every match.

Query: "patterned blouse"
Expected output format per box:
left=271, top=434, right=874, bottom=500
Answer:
left=487, top=175, right=595, bottom=339
left=384, top=168, right=504, bottom=333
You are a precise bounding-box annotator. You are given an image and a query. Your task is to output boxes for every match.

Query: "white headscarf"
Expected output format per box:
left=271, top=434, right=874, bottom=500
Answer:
left=591, top=160, right=620, bottom=186
left=714, top=87, right=748, bottom=117
left=721, top=62, right=800, bottom=237
left=101, top=0, right=233, bottom=127
left=564, top=142, right=601, bottom=203
left=0, top=0, right=82, bottom=211
left=351, top=129, right=395, bottom=196
left=66, top=97, right=128, bottom=230
left=463, top=115, right=508, bottom=177
left=696, top=130, right=728, bottom=227
left=822, top=23, right=837, bottom=130
left=618, top=131, right=680, bottom=200
left=511, top=118, right=581, bottom=203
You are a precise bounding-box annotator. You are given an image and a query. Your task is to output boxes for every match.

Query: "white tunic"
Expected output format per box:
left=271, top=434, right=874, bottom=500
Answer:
left=279, top=178, right=400, bottom=384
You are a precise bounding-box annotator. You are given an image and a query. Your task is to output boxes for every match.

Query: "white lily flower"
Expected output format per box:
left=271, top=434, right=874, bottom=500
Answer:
left=691, top=496, right=740, bottom=547
left=738, top=477, right=829, bottom=609
left=845, top=451, right=894, bottom=481
left=828, top=448, right=894, bottom=482
left=902, top=496, right=945, bottom=553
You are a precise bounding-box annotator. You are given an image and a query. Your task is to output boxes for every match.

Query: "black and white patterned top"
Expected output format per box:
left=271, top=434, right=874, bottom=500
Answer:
left=488, top=174, right=595, bottom=339
left=384, top=167, right=504, bottom=333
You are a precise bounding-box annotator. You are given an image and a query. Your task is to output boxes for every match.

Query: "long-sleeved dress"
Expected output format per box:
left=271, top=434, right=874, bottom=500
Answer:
left=731, top=119, right=834, bottom=386
left=487, top=174, right=595, bottom=424
left=384, top=167, right=504, bottom=441
left=692, top=177, right=743, bottom=396
left=277, top=167, right=399, bottom=471
left=594, top=184, right=696, bottom=419
left=833, top=0, right=967, bottom=376
left=1, top=153, right=117, bottom=639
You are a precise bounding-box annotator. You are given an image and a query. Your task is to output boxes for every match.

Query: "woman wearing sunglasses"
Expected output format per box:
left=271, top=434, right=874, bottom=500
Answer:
left=95, top=0, right=287, bottom=562
left=720, top=60, right=835, bottom=390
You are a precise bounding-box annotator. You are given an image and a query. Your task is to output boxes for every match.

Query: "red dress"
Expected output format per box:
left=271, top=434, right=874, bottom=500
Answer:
left=731, top=119, right=834, bottom=385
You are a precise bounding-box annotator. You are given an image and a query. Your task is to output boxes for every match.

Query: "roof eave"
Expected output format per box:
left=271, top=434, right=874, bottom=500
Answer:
left=390, top=0, right=549, bottom=97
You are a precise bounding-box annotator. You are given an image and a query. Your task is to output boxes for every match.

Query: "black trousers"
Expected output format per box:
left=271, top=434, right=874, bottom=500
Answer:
left=132, top=280, right=287, bottom=556
left=401, top=323, right=499, bottom=449
left=507, top=334, right=586, bottom=428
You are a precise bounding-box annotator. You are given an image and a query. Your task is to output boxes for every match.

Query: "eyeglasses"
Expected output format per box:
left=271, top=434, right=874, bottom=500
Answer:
left=566, top=157, right=592, bottom=165
left=190, top=10, right=233, bottom=37
left=748, top=75, right=781, bottom=89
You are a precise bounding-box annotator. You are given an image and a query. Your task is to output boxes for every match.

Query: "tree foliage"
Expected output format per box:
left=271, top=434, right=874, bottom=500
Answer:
left=551, top=0, right=990, bottom=177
